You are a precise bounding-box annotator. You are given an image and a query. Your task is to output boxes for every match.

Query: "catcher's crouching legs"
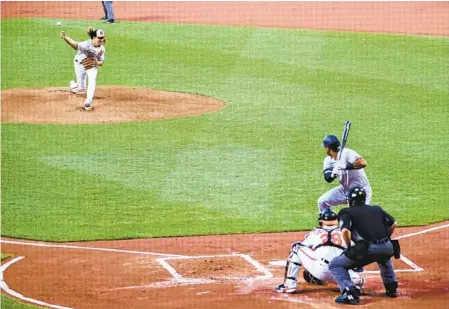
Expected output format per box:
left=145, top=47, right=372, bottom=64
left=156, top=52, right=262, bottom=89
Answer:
left=275, top=244, right=302, bottom=293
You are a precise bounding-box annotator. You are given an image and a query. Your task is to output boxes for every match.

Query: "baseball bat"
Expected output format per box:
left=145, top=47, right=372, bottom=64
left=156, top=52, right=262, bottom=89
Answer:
left=338, top=120, right=351, bottom=161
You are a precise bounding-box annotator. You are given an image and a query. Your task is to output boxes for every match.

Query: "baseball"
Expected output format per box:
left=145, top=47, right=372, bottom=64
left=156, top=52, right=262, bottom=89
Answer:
left=56, top=21, right=61, bottom=26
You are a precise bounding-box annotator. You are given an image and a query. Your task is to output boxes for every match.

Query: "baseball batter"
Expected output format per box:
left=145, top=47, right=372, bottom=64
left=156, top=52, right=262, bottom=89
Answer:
left=60, top=27, right=106, bottom=111
left=318, top=134, right=372, bottom=213
left=276, top=209, right=364, bottom=294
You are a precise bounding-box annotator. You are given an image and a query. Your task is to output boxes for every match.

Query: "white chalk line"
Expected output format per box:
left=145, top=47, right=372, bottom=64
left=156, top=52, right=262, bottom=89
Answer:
left=270, top=252, right=423, bottom=273
left=156, top=253, right=273, bottom=282
left=0, top=239, right=187, bottom=257
left=0, top=256, right=73, bottom=309
left=394, top=223, right=449, bottom=240
left=271, top=295, right=339, bottom=309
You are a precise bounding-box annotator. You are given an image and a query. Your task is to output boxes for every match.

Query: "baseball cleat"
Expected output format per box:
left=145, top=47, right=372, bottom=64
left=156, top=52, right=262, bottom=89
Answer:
left=69, top=80, right=77, bottom=93
left=385, top=281, right=398, bottom=298
left=84, top=102, right=93, bottom=111
left=275, top=283, right=297, bottom=294
left=335, top=287, right=360, bottom=305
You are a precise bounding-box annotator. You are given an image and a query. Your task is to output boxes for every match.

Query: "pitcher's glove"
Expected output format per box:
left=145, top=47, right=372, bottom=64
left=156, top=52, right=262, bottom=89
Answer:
left=81, top=57, right=97, bottom=70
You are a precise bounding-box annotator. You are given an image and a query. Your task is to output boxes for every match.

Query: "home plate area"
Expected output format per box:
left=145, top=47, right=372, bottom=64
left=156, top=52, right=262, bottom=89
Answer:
left=156, top=254, right=273, bottom=283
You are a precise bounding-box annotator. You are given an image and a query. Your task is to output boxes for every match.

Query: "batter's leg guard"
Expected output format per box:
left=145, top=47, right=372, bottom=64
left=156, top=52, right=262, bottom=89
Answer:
left=384, top=281, right=398, bottom=298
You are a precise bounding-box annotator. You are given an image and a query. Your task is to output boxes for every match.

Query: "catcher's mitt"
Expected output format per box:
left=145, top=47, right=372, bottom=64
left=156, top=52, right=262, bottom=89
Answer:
left=81, top=57, right=97, bottom=70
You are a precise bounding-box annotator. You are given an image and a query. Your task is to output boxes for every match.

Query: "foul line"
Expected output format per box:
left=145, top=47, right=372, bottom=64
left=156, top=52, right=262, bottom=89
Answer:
left=0, top=257, right=74, bottom=309
left=0, top=239, right=187, bottom=257
left=394, top=223, right=449, bottom=240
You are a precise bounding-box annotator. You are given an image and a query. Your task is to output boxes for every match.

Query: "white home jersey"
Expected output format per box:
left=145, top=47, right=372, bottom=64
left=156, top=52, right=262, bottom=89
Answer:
left=322, top=148, right=370, bottom=191
left=75, top=40, right=105, bottom=63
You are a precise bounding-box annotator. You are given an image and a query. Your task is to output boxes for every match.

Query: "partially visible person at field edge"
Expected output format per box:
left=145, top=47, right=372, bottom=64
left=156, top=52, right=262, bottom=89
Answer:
left=101, top=1, right=115, bottom=24
left=60, top=27, right=107, bottom=111
left=318, top=134, right=372, bottom=213
left=329, top=187, right=400, bottom=305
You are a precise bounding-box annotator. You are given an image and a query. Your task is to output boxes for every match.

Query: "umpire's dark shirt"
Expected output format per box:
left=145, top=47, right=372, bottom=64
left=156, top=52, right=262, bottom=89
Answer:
left=338, top=204, right=396, bottom=242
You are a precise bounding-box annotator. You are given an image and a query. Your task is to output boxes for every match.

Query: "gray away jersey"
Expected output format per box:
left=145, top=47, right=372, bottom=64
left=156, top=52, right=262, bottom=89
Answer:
left=323, top=148, right=371, bottom=192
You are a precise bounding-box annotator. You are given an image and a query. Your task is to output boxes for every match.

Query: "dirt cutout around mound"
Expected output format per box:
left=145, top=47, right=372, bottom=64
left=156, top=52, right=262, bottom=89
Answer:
left=1, top=86, right=226, bottom=124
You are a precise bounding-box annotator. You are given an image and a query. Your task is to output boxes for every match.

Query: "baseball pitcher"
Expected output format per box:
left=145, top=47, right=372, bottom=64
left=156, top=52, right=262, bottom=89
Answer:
left=276, top=209, right=364, bottom=294
left=317, top=134, right=372, bottom=213
left=60, top=27, right=106, bottom=111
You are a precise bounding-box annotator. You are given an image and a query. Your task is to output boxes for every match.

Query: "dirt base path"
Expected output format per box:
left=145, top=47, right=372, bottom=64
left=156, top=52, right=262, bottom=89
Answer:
left=2, top=222, right=449, bottom=309
left=2, top=1, right=449, bottom=36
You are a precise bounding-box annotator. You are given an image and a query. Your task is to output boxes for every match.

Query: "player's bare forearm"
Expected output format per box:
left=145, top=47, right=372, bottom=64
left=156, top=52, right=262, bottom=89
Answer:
left=347, top=157, right=367, bottom=170
left=341, top=228, right=352, bottom=247
left=60, top=31, right=78, bottom=50
left=388, top=222, right=397, bottom=237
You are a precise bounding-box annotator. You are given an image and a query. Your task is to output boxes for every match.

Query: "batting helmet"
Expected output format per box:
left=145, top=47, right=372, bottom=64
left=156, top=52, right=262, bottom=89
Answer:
left=318, top=208, right=338, bottom=222
left=322, top=135, right=340, bottom=150
left=347, top=187, right=367, bottom=206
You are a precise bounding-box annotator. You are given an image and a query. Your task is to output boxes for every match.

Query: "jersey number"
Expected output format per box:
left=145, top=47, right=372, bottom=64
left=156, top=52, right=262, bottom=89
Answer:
left=319, top=231, right=342, bottom=247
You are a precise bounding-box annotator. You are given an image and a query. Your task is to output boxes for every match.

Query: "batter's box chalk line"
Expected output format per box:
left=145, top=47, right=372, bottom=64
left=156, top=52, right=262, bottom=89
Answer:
left=268, top=252, right=423, bottom=273
left=155, top=253, right=273, bottom=285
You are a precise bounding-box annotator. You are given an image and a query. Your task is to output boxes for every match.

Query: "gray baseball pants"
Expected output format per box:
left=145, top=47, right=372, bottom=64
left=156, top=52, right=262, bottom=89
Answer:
left=317, top=186, right=372, bottom=212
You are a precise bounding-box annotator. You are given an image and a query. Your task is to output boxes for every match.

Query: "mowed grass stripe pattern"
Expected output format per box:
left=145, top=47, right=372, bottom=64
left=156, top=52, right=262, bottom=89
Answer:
left=1, top=19, right=448, bottom=241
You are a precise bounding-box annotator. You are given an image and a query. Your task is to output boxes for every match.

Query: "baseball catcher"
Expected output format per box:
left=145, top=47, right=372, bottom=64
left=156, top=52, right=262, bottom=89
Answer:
left=275, top=209, right=365, bottom=294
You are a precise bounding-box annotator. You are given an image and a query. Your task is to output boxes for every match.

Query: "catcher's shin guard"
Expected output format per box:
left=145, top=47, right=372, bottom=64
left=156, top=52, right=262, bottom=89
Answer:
left=282, top=251, right=302, bottom=292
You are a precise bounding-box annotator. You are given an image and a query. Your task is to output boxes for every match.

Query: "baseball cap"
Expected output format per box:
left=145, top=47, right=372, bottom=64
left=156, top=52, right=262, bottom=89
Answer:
left=96, top=29, right=105, bottom=38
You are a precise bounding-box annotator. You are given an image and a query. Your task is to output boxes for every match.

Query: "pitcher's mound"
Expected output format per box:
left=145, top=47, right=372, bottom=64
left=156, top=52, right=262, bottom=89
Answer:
left=1, top=86, right=226, bottom=124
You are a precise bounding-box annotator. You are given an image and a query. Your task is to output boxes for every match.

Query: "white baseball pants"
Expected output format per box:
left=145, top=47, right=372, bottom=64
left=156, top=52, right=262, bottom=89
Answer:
left=73, top=59, right=98, bottom=104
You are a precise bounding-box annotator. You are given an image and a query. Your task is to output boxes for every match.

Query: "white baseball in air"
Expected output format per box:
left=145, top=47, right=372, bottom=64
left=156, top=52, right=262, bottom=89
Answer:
left=56, top=21, right=61, bottom=26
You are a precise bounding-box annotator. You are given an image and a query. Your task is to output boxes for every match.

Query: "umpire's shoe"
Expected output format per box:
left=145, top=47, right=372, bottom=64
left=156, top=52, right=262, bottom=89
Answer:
left=335, top=286, right=360, bottom=305
left=385, top=281, right=398, bottom=298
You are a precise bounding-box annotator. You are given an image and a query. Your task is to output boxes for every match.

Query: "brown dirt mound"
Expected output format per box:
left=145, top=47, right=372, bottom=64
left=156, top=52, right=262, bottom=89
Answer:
left=1, top=86, right=226, bottom=124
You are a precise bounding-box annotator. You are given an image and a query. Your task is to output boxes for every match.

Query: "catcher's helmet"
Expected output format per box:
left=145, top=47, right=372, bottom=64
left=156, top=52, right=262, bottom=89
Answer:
left=318, top=208, right=338, bottom=221
left=348, top=187, right=367, bottom=206
left=322, top=135, right=340, bottom=150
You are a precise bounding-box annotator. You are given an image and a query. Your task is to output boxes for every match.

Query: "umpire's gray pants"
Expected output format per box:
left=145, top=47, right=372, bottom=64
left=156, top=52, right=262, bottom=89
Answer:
left=329, top=242, right=397, bottom=292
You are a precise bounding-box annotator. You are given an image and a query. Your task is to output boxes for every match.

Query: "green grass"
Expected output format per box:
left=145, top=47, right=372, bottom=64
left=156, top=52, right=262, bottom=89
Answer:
left=1, top=254, right=12, bottom=261
left=1, top=18, right=449, bottom=241
left=1, top=296, right=38, bottom=309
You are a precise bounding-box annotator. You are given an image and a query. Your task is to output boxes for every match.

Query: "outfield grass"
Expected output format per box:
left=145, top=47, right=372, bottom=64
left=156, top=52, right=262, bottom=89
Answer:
left=1, top=18, right=448, bottom=241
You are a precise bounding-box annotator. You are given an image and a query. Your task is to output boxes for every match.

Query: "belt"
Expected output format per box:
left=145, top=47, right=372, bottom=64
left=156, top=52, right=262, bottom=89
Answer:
left=372, top=237, right=389, bottom=245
